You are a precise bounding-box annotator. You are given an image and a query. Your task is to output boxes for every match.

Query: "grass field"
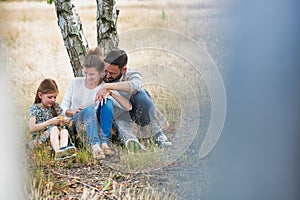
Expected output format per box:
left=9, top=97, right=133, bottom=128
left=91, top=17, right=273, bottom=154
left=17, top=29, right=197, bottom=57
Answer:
left=0, top=0, right=225, bottom=199
left=0, top=0, right=223, bottom=112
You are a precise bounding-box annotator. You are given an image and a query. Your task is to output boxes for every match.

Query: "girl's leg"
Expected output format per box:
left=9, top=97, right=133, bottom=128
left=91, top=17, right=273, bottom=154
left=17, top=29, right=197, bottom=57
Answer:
left=97, top=99, right=114, bottom=155
left=59, top=129, right=69, bottom=148
left=72, top=106, right=101, bottom=146
left=98, top=98, right=113, bottom=145
left=82, top=106, right=101, bottom=145
left=50, top=126, right=60, bottom=152
left=56, top=129, right=76, bottom=159
left=72, top=106, right=105, bottom=159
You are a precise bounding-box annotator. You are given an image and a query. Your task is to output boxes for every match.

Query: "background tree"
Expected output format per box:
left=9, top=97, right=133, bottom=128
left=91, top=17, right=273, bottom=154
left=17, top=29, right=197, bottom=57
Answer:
left=96, top=0, right=119, bottom=56
left=51, top=0, right=119, bottom=77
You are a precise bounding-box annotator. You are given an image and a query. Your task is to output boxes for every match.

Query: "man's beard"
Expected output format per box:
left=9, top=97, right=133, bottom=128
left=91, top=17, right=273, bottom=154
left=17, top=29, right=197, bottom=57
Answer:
left=104, top=73, right=123, bottom=83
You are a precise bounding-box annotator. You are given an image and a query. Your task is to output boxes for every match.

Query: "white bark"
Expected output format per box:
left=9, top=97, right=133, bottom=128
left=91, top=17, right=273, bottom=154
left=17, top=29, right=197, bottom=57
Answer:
left=96, top=0, right=119, bottom=56
left=54, top=0, right=89, bottom=77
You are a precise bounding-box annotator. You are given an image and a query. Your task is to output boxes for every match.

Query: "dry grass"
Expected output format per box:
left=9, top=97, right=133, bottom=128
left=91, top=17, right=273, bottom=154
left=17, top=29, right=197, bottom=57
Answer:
left=0, top=0, right=219, bottom=113
left=0, top=0, right=222, bottom=199
left=0, top=0, right=218, bottom=144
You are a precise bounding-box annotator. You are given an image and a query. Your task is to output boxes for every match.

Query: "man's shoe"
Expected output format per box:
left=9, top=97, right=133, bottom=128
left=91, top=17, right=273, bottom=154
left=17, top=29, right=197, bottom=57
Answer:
left=156, top=131, right=172, bottom=148
left=125, top=139, right=146, bottom=152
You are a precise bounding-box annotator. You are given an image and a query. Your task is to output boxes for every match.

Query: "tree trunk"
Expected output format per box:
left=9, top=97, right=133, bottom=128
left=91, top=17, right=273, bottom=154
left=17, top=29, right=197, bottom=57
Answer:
left=54, top=0, right=89, bottom=77
left=96, top=0, right=119, bottom=56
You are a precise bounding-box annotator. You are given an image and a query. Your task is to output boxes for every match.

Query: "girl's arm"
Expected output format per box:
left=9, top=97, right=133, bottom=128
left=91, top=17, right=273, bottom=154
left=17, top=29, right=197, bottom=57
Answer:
left=28, top=116, right=62, bottom=133
left=109, top=90, right=132, bottom=111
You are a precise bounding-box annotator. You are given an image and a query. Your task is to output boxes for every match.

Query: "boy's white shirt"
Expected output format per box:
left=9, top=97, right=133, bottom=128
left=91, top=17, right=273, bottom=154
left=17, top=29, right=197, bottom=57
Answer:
left=60, top=77, right=124, bottom=117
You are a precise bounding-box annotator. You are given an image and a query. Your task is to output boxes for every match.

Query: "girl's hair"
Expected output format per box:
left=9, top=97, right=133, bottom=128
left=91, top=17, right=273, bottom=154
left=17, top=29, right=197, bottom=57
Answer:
left=83, top=46, right=105, bottom=73
left=34, top=78, right=59, bottom=117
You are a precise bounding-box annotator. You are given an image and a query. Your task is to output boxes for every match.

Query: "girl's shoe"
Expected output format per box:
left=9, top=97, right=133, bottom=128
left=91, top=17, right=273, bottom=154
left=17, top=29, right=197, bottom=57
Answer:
left=92, top=144, right=105, bottom=159
left=101, top=143, right=115, bottom=155
left=55, top=146, right=77, bottom=160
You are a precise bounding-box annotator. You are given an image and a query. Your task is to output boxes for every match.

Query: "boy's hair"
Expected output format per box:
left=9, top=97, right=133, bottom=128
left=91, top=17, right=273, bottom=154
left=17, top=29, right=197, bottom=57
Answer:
left=34, top=78, right=59, bottom=116
left=104, top=48, right=128, bottom=70
left=83, top=46, right=104, bottom=73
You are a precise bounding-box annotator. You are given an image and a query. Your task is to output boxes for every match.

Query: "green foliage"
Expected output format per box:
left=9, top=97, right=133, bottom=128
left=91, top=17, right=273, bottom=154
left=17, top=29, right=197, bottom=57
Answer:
left=161, top=9, right=166, bottom=21
left=103, top=178, right=113, bottom=191
left=75, top=149, right=92, bottom=164
left=47, top=0, right=54, bottom=5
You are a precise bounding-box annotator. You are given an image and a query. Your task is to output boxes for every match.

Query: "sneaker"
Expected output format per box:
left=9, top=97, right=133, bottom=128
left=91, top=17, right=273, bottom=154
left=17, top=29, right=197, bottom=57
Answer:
left=125, top=139, right=146, bottom=153
left=55, top=146, right=77, bottom=160
left=156, top=131, right=172, bottom=148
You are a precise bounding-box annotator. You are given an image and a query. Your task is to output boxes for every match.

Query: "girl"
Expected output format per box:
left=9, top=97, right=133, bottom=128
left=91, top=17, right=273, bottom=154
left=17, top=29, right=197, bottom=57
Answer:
left=28, top=78, right=76, bottom=160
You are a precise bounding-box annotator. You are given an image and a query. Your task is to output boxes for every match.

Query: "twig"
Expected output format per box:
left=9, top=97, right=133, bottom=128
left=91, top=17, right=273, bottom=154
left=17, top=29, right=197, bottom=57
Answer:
left=51, top=169, right=115, bottom=200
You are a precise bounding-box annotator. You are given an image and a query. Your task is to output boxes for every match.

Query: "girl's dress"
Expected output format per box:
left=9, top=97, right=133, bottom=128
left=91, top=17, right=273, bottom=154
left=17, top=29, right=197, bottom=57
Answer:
left=28, top=102, right=62, bottom=149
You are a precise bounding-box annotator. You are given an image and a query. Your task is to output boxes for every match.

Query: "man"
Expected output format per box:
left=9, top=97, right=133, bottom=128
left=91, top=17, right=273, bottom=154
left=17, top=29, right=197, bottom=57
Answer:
left=95, top=48, right=172, bottom=150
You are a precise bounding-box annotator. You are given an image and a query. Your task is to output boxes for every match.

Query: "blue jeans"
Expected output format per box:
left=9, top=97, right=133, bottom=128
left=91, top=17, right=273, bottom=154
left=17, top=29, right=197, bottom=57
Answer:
left=129, top=89, right=160, bottom=133
left=97, top=98, right=113, bottom=144
left=71, top=106, right=100, bottom=146
left=71, top=100, right=113, bottom=146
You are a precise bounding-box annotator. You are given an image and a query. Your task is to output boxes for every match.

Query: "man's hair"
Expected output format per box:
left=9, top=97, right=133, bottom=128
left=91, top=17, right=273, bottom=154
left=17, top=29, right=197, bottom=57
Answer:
left=104, top=48, right=128, bottom=70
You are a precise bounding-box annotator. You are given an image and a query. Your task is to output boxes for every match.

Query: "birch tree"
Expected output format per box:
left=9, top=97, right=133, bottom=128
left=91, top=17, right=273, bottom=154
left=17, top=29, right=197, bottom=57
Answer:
left=96, top=0, right=119, bottom=56
left=51, top=0, right=119, bottom=77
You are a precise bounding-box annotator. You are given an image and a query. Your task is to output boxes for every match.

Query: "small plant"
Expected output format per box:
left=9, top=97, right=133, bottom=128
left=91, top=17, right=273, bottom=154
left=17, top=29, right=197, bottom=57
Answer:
left=47, top=0, right=54, bottom=5
left=75, top=149, right=92, bottom=164
left=162, top=9, right=166, bottom=21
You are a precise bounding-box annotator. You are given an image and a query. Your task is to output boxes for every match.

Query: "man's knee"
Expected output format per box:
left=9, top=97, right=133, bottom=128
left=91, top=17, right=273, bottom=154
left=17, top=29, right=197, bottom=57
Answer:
left=130, top=89, right=152, bottom=105
left=130, top=89, right=155, bottom=126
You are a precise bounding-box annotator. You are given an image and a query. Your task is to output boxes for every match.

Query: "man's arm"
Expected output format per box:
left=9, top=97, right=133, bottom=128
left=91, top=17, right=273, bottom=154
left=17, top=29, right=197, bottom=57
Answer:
left=95, top=82, right=130, bottom=101
left=103, top=81, right=131, bottom=92
left=110, top=90, right=132, bottom=111
left=96, top=71, right=142, bottom=100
